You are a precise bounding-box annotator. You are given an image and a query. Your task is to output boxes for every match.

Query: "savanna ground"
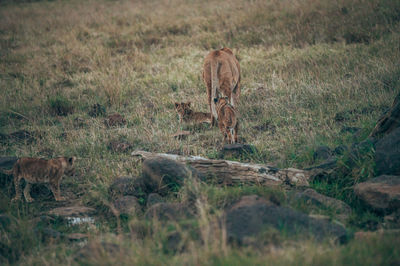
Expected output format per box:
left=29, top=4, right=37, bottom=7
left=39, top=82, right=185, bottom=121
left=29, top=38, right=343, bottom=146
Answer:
left=1, top=0, right=400, bottom=264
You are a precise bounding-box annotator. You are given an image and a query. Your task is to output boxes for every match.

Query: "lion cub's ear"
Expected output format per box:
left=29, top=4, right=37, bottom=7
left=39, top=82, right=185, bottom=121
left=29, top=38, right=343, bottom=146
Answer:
left=68, top=157, right=76, bottom=165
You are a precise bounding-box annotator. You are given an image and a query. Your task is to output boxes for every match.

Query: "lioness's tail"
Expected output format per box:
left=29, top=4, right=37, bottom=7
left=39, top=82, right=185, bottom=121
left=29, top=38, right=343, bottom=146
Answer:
left=210, top=59, right=219, bottom=121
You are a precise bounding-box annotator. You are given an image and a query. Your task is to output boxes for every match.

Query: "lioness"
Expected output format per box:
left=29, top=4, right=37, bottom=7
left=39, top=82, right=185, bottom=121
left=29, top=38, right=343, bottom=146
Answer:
left=174, top=102, right=212, bottom=124
left=203, top=47, right=240, bottom=125
left=214, top=97, right=239, bottom=144
left=2, top=157, right=76, bottom=202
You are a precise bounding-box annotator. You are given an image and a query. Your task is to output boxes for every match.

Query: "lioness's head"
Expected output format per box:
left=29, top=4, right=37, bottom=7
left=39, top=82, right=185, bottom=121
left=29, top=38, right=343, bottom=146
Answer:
left=174, top=102, right=192, bottom=122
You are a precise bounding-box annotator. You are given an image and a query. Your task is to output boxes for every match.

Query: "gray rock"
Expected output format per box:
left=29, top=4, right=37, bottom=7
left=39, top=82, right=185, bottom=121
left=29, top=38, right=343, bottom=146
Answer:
left=113, top=196, right=141, bottom=216
left=108, top=176, right=147, bottom=198
left=225, top=195, right=348, bottom=245
left=163, top=231, right=184, bottom=254
left=294, top=189, right=352, bottom=220
left=0, top=157, right=18, bottom=169
left=354, top=175, right=400, bottom=213
left=142, top=158, right=193, bottom=196
left=375, top=127, right=400, bottom=176
left=146, top=193, right=164, bottom=208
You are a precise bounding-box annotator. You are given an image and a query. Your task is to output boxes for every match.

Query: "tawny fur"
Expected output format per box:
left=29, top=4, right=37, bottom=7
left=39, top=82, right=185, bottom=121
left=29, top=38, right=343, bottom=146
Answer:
left=2, top=157, right=76, bottom=202
left=215, top=97, right=239, bottom=144
left=202, top=47, right=240, bottom=125
left=174, top=102, right=212, bottom=124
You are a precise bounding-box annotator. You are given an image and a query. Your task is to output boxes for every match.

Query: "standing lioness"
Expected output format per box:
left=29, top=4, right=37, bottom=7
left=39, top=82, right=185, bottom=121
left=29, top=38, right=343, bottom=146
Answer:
left=203, top=47, right=240, bottom=124
left=2, top=157, right=76, bottom=202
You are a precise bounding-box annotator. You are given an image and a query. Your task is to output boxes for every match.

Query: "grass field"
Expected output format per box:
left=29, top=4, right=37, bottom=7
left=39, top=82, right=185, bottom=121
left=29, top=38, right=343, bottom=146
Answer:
left=1, top=0, right=400, bottom=264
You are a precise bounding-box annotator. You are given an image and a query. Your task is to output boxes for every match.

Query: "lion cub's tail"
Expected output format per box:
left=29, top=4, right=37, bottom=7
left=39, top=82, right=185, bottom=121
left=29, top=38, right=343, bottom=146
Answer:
left=210, top=59, right=219, bottom=121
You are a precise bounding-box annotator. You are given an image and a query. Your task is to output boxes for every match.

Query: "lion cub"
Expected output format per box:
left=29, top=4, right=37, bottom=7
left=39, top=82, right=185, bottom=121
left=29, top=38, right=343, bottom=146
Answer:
left=214, top=97, right=239, bottom=144
left=3, top=157, right=76, bottom=202
left=174, top=102, right=212, bottom=124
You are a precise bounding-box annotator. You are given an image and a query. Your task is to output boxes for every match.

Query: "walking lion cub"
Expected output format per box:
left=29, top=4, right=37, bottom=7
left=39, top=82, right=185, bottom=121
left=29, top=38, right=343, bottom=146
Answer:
left=214, top=97, right=239, bottom=144
left=2, top=157, right=76, bottom=202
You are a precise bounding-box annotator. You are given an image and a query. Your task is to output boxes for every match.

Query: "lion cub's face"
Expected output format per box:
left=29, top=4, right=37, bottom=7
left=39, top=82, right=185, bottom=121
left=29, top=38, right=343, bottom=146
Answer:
left=214, top=96, right=238, bottom=144
left=174, top=102, right=192, bottom=122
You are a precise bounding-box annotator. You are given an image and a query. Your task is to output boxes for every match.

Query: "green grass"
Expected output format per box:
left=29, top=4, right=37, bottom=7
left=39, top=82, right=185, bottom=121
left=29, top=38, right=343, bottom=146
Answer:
left=1, top=0, right=400, bottom=264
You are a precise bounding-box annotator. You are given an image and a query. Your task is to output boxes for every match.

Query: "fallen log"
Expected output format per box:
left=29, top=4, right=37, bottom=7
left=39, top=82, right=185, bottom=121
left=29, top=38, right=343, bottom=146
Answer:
left=132, top=150, right=310, bottom=187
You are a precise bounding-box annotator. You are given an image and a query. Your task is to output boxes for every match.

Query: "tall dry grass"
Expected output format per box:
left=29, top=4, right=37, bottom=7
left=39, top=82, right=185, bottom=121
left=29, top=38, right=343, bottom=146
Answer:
left=1, top=0, right=400, bottom=264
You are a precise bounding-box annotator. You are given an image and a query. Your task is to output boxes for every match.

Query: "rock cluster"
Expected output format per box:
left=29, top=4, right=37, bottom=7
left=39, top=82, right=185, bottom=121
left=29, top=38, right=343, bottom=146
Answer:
left=225, top=195, right=348, bottom=245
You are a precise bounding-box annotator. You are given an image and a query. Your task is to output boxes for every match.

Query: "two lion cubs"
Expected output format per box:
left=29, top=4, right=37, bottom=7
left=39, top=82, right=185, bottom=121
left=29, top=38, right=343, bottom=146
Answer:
left=176, top=47, right=240, bottom=144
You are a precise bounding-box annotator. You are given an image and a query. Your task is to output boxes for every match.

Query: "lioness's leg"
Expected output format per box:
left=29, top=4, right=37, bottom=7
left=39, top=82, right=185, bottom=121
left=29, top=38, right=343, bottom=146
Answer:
left=227, top=128, right=234, bottom=144
left=12, top=176, right=21, bottom=202
left=56, top=180, right=66, bottom=201
left=208, top=91, right=216, bottom=127
left=229, top=128, right=235, bottom=144
left=23, top=183, right=34, bottom=202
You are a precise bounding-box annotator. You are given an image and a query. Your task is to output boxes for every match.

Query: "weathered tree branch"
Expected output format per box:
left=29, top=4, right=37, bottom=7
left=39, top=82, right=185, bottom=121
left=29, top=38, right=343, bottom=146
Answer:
left=132, top=150, right=310, bottom=187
